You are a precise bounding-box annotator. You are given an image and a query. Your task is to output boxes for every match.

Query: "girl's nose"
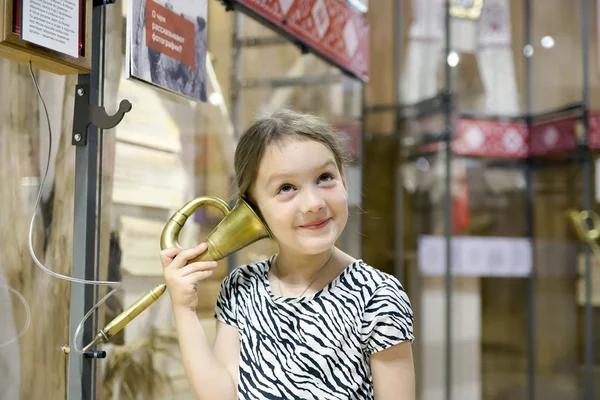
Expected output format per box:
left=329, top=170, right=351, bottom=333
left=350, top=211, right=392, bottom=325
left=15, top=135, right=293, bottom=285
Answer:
left=300, top=187, right=325, bottom=213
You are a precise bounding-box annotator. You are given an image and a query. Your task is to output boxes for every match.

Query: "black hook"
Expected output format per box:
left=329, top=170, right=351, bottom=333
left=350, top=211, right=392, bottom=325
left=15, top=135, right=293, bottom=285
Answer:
left=90, top=99, right=132, bottom=130
left=72, top=84, right=132, bottom=146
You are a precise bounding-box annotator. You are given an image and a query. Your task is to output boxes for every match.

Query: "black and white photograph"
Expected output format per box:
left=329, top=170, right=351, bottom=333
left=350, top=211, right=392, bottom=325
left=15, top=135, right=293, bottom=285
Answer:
left=127, top=0, right=208, bottom=102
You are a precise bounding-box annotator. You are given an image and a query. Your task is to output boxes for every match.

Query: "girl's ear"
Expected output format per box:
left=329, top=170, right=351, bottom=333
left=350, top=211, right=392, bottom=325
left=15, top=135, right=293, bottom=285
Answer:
left=242, top=191, right=256, bottom=208
left=243, top=189, right=261, bottom=215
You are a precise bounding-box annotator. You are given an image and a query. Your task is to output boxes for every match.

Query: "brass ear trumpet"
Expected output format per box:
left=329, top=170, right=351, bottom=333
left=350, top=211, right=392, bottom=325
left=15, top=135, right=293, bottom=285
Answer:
left=567, top=209, right=600, bottom=266
left=82, top=196, right=272, bottom=352
left=568, top=209, right=600, bottom=244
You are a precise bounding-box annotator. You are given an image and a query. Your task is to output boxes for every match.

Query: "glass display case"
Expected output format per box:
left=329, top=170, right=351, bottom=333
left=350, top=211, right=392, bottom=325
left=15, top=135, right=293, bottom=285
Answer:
left=389, top=0, right=599, bottom=399
left=0, top=1, right=366, bottom=398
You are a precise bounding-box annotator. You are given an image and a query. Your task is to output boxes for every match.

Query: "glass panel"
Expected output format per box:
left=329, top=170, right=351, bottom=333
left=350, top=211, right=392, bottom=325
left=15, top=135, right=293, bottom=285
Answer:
left=452, top=0, right=525, bottom=117
left=531, top=164, right=582, bottom=399
left=454, top=1, right=531, bottom=399
left=531, top=0, right=590, bottom=398
left=399, top=103, right=450, bottom=399
left=399, top=1, right=455, bottom=398
left=530, top=0, right=583, bottom=113
left=473, top=161, right=529, bottom=399
left=588, top=0, right=600, bottom=112
left=0, top=60, right=55, bottom=399
left=403, top=150, right=449, bottom=400
left=400, top=2, right=534, bottom=400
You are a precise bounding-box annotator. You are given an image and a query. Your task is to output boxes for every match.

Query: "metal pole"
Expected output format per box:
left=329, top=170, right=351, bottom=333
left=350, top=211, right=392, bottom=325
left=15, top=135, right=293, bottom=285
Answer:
left=67, top=3, right=103, bottom=398
left=524, top=154, right=536, bottom=400
left=394, top=0, right=404, bottom=282
left=581, top=0, right=594, bottom=398
left=230, top=11, right=242, bottom=131
left=522, top=1, right=537, bottom=399
left=392, top=0, right=415, bottom=393
left=228, top=10, right=243, bottom=273
left=443, top=1, right=453, bottom=400
left=359, top=81, right=366, bottom=258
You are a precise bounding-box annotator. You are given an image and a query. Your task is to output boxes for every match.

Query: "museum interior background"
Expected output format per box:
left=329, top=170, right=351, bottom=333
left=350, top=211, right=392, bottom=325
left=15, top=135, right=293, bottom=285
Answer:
left=2, top=0, right=600, bottom=399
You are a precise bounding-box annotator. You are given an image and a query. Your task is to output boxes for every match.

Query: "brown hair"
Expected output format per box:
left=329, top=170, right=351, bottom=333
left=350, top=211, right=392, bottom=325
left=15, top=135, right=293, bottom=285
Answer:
left=233, top=109, right=348, bottom=201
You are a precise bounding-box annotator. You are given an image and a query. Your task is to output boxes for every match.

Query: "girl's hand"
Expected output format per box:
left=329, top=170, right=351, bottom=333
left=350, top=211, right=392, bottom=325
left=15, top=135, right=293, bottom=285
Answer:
left=160, top=243, right=218, bottom=312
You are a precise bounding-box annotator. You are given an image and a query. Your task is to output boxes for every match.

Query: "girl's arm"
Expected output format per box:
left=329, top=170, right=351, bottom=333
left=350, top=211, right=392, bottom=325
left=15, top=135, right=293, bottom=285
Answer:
left=363, top=277, right=415, bottom=399
left=173, top=310, right=240, bottom=400
left=371, top=341, right=416, bottom=400
left=161, top=245, right=240, bottom=400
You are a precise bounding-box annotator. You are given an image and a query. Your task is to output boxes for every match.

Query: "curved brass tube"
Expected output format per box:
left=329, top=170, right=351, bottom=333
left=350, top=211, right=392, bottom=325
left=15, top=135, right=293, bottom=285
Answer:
left=83, top=197, right=271, bottom=352
left=160, top=196, right=232, bottom=261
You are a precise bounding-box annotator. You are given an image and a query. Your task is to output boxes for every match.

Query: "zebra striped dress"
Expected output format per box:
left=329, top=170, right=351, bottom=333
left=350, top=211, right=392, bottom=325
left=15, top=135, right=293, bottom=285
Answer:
left=214, top=257, right=414, bottom=399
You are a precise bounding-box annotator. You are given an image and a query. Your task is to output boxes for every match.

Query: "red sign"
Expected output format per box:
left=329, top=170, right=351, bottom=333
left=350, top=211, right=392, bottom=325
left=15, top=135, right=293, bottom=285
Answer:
left=588, top=111, right=600, bottom=149
left=232, top=0, right=369, bottom=81
left=453, top=119, right=529, bottom=159
left=404, top=113, right=593, bottom=159
left=453, top=116, right=583, bottom=158
left=145, top=1, right=195, bottom=69
left=528, top=116, right=578, bottom=156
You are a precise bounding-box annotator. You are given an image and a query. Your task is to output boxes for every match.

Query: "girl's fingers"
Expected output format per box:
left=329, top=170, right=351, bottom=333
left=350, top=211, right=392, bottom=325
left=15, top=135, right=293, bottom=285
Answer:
left=180, top=261, right=218, bottom=276
left=169, top=243, right=209, bottom=269
left=187, top=270, right=214, bottom=283
left=160, top=247, right=182, bottom=267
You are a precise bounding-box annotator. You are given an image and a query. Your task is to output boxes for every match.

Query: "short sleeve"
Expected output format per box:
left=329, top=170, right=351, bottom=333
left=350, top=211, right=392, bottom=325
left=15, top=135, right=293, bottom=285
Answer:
left=214, top=270, right=239, bottom=328
left=361, top=278, right=414, bottom=355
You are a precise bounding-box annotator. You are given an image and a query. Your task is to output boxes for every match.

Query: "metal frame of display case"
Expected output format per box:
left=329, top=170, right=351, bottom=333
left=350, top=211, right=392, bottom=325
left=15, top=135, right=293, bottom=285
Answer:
left=63, top=0, right=595, bottom=399
left=67, top=1, right=368, bottom=398
left=361, top=1, right=596, bottom=400
left=68, top=1, right=131, bottom=399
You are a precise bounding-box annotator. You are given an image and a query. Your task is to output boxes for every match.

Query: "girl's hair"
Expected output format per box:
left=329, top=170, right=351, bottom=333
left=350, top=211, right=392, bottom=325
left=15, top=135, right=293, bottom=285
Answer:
left=234, top=109, right=349, bottom=200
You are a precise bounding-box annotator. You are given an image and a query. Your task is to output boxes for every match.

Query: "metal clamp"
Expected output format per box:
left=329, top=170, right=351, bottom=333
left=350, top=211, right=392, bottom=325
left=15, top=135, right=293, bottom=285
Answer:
left=61, top=345, right=106, bottom=359
left=72, top=84, right=132, bottom=146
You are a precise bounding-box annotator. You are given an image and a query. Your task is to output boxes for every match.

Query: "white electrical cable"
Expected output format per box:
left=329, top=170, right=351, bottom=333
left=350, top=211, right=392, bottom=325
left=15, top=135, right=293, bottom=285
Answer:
left=0, top=284, right=31, bottom=347
left=27, top=62, right=123, bottom=354
left=27, top=63, right=119, bottom=288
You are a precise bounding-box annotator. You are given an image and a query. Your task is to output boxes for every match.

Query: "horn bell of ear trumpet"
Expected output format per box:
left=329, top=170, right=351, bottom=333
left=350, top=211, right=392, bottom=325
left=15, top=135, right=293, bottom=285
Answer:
left=82, top=197, right=272, bottom=352
left=567, top=209, right=600, bottom=243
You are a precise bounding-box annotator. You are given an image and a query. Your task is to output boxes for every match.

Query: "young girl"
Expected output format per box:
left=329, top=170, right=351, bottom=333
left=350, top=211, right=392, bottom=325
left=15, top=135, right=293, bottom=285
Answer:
left=160, top=109, right=415, bottom=400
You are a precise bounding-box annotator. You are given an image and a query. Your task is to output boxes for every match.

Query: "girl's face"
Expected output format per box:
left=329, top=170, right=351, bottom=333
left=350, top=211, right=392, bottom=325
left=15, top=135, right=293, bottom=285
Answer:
left=250, top=139, right=348, bottom=256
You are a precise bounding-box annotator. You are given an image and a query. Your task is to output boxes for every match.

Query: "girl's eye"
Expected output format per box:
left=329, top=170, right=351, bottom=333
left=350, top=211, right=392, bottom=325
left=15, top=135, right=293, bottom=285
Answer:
left=318, top=173, right=333, bottom=183
left=279, top=184, right=294, bottom=194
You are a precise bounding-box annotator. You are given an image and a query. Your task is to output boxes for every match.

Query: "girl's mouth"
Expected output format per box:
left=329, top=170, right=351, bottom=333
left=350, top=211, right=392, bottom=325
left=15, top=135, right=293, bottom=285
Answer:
left=300, top=218, right=330, bottom=230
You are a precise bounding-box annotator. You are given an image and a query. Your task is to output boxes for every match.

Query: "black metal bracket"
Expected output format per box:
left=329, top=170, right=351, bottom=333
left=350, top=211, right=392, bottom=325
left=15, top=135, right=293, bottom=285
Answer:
left=294, top=41, right=309, bottom=54
left=220, top=0, right=235, bottom=11
left=72, top=83, right=132, bottom=146
left=93, top=0, right=116, bottom=5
